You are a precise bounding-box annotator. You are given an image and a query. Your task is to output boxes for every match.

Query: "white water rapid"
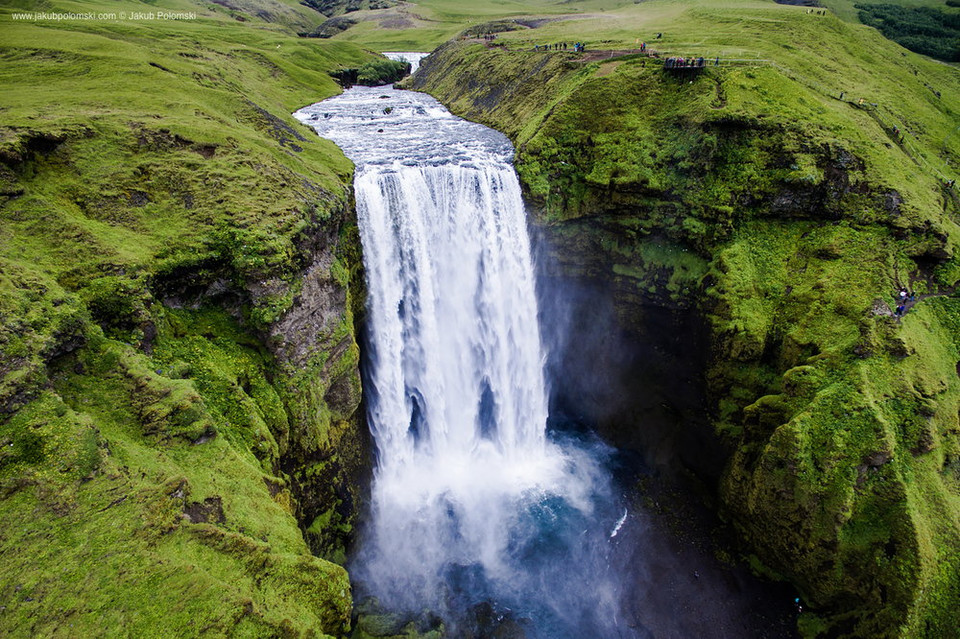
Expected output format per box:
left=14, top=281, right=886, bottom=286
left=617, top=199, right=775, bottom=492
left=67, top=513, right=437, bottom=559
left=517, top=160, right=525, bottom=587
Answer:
left=296, top=81, right=622, bottom=637
left=381, top=51, right=429, bottom=73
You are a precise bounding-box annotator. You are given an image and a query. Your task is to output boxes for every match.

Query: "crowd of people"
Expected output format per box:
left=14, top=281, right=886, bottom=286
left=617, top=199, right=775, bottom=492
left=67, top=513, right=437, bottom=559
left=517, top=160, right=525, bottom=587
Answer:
left=533, top=42, right=586, bottom=52
left=526, top=41, right=726, bottom=71
left=663, top=56, right=710, bottom=69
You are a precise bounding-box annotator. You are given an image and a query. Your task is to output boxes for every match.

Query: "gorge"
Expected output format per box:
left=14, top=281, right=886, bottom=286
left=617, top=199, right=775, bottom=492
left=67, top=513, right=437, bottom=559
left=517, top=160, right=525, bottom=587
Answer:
left=406, top=33, right=960, bottom=639
left=294, top=66, right=800, bottom=639
left=1, top=1, right=959, bottom=638
left=296, top=81, right=626, bottom=638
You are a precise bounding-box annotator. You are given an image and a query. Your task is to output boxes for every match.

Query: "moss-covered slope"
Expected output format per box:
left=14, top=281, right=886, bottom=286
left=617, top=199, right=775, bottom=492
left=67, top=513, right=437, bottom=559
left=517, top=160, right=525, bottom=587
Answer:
left=0, top=3, right=379, bottom=636
left=412, top=7, right=960, bottom=636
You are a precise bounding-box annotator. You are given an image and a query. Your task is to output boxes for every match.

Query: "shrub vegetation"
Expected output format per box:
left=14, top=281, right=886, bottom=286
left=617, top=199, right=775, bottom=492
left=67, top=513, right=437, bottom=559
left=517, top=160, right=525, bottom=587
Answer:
left=856, top=3, right=960, bottom=61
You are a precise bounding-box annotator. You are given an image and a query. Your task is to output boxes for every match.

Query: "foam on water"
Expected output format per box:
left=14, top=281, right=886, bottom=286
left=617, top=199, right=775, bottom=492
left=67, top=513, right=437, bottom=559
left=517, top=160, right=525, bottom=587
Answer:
left=383, top=51, right=429, bottom=73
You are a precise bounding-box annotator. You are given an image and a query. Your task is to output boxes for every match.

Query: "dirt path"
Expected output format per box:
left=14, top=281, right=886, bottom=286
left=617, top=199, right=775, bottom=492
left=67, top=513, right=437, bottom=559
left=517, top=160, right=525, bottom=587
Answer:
left=893, top=279, right=956, bottom=319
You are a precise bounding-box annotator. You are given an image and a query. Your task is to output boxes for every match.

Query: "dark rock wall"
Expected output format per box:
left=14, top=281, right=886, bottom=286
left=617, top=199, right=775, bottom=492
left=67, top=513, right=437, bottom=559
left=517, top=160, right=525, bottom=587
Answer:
left=534, top=229, right=720, bottom=479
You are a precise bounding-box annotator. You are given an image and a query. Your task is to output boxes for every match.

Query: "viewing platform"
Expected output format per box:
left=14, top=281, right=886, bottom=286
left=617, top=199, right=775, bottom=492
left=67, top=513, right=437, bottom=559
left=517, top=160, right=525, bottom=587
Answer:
left=662, top=57, right=711, bottom=75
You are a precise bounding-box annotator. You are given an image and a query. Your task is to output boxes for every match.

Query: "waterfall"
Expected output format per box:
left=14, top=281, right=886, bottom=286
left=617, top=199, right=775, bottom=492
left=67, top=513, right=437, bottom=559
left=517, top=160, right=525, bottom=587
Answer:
left=356, top=160, right=557, bottom=462
left=296, top=85, right=621, bottom=636
left=383, top=51, right=429, bottom=73
left=357, top=163, right=549, bottom=454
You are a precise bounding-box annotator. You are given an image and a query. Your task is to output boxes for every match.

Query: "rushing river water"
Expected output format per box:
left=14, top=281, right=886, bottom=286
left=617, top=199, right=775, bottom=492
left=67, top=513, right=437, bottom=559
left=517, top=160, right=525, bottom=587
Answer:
left=293, top=55, right=805, bottom=637
left=296, top=84, right=627, bottom=636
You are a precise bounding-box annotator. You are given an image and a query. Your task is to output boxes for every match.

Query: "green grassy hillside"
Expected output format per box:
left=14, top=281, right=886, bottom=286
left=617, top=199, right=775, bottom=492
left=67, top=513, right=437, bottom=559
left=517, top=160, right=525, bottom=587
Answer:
left=304, top=0, right=638, bottom=50
left=410, top=2, right=960, bottom=636
left=304, top=0, right=960, bottom=60
left=5, top=0, right=328, bottom=31
left=0, top=2, right=380, bottom=636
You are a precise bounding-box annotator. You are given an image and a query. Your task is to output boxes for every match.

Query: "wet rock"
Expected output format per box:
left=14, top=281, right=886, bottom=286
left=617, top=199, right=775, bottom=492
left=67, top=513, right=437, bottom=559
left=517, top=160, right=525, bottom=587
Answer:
left=871, top=298, right=894, bottom=317
left=184, top=496, right=226, bottom=524
left=863, top=450, right=891, bottom=468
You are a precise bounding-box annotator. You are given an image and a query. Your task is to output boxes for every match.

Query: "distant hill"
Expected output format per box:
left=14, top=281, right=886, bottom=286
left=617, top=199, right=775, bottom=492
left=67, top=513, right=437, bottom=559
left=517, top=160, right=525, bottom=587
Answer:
left=300, top=0, right=398, bottom=18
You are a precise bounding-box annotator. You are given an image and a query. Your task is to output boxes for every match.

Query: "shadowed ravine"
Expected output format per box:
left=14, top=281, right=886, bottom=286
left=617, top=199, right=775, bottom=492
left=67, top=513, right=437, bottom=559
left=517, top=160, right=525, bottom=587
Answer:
left=295, top=80, right=797, bottom=638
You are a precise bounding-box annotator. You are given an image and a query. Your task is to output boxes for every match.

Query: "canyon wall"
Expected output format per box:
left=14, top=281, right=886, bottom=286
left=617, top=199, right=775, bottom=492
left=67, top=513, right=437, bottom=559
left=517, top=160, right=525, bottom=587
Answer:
left=412, top=39, right=960, bottom=638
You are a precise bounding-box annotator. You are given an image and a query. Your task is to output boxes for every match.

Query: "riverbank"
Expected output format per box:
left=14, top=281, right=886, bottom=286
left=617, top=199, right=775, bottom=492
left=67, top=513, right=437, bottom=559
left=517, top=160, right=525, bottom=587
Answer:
left=0, top=5, right=379, bottom=634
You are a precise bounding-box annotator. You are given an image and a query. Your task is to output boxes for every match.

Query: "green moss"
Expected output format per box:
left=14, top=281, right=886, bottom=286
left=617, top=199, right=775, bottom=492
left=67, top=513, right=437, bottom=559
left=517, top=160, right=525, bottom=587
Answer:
left=0, top=300, right=355, bottom=635
left=0, top=4, right=373, bottom=636
left=414, top=19, right=959, bottom=637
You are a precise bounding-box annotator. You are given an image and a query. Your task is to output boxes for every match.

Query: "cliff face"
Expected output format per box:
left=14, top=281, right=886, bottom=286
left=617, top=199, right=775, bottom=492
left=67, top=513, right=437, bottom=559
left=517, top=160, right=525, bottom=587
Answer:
left=413, top=39, right=960, bottom=638
left=0, top=13, right=375, bottom=637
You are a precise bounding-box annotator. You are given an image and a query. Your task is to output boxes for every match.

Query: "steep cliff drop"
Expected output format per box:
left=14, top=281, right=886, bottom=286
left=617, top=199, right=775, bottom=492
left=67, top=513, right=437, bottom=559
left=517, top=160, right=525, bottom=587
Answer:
left=296, top=88, right=624, bottom=636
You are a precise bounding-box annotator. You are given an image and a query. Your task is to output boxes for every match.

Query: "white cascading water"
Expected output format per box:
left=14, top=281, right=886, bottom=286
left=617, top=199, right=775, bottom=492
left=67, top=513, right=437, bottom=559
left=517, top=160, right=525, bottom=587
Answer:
left=296, top=71, right=622, bottom=636
left=381, top=51, right=429, bottom=73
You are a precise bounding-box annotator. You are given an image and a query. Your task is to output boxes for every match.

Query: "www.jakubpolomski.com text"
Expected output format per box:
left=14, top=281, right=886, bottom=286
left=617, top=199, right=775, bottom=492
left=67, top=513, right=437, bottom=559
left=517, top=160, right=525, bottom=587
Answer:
left=11, top=11, right=197, bottom=21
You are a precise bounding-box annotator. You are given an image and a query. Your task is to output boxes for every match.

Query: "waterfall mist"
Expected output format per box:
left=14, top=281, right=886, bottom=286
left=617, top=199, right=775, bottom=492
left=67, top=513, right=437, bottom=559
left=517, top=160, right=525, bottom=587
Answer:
left=296, top=86, right=630, bottom=636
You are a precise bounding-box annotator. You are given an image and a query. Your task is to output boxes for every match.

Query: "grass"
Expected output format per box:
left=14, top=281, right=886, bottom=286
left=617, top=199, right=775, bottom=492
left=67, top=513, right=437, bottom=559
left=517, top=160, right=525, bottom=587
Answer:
left=0, top=1, right=376, bottom=635
left=0, top=323, right=353, bottom=636
left=311, top=0, right=641, bottom=50
left=0, top=1, right=378, bottom=332
left=312, top=0, right=960, bottom=59
left=410, top=4, right=960, bottom=634
left=394, top=0, right=959, bottom=189
left=1, top=0, right=959, bottom=636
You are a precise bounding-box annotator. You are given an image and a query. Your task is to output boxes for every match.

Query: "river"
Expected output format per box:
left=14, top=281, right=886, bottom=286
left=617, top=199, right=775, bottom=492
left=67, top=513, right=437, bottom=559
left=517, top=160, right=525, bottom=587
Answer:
left=294, top=71, right=797, bottom=639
